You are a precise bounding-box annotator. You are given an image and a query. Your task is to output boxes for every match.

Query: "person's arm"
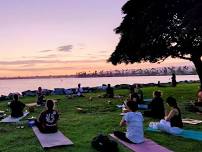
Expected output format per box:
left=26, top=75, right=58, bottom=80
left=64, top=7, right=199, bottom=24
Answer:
left=55, top=111, right=59, bottom=121
left=165, top=109, right=169, bottom=116
left=164, top=109, right=177, bottom=121
left=120, top=113, right=128, bottom=126
left=112, top=88, right=114, bottom=95
left=21, top=102, right=25, bottom=109
left=9, top=101, right=13, bottom=109
left=164, top=104, right=171, bottom=116
left=38, top=112, right=46, bottom=128
left=120, top=118, right=126, bottom=126
left=38, top=112, right=44, bottom=123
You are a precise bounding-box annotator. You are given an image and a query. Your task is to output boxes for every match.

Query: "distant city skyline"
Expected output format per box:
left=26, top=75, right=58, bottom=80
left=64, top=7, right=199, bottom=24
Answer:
left=0, top=0, right=192, bottom=77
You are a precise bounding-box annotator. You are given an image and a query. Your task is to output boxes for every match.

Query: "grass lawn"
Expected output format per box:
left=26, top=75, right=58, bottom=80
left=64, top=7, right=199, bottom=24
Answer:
left=0, top=83, right=202, bottom=152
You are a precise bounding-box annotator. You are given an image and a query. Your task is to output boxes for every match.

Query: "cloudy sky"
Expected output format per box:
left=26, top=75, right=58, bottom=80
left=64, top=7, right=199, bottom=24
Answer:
left=0, top=0, right=192, bottom=77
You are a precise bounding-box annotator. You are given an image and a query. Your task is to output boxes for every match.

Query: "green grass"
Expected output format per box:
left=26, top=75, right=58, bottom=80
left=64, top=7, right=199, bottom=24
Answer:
left=0, top=83, right=202, bottom=152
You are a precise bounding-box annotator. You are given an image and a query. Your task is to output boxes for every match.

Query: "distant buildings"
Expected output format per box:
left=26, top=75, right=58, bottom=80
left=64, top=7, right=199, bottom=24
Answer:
left=75, top=66, right=197, bottom=77
left=0, top=66, right=197, bottom=79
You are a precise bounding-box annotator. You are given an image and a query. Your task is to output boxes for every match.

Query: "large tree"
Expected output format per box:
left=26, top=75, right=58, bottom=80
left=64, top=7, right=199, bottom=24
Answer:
left=108, top=0, right=202, bottom=88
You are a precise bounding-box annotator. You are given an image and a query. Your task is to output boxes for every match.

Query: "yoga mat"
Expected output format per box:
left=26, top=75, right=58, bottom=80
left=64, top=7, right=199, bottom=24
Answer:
left=26, top=100, right=58, bottom=107
left=120, top=113, right=125, bottom=116
left=0, top=112, right=29, bottom=123
left=182, top=118, right=202, bottom=125
left=26, top=103, right=38, bottom=107
left=144, top=98, right=152, bottom=102
left=109, top=134, right=173, bottom=152
left=116, top=104, right=123, bottom=108
left=147, top=127, right=202, bottom=141
left=138, top=104, right=149, bottom=110
left=32, top=127, right=73, bottom=148
left=117, top=104, right=150, bottom=110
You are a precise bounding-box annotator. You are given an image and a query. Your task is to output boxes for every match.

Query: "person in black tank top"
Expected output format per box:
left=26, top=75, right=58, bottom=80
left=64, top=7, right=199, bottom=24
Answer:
left=165, top=97, right=183, bottom=128
left=149, top=97, right=183, bottom=135
left=170, top=107, right=183, bottom=128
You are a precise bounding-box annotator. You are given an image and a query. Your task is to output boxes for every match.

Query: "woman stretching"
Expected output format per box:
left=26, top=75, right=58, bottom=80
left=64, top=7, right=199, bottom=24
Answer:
left=114, top=100, right=144, bottom=144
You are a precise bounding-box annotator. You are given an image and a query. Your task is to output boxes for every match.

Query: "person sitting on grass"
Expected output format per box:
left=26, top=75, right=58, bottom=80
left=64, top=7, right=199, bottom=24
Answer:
left=195, top=90, right=202, bottom=105
left=36, top=99, right=59, bottom=133
left=134, top=84, right=143, bottom=102
left=144, top=91, right=165, bottom=119
left=150, top=97, right=183, bottom=135
left=129, top=85, right=140, bottom=103
left=76, top=83, right=84, bottom=97
left=10, top=94, right=25, bottom=118
left=36, top=87, right=46, bottom=105
left=122, top=87, right=140, bottom=113
left=186, top=89, right=202, bottom=113
left=114, top=100, right=144, bottom=144
left=193, top=90, right=202, bottom=112
left=104, top=84, right=114, bottom=98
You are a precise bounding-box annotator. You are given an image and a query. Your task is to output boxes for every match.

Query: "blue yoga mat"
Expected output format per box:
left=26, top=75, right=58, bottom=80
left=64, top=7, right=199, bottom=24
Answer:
left=147, top=127, right=202, bottom=141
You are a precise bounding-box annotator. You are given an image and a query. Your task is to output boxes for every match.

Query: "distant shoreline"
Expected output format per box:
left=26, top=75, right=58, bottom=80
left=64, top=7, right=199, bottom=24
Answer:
left=0, top=75, right=199, bottom=96
left=0, top=74, right=198, bottom=80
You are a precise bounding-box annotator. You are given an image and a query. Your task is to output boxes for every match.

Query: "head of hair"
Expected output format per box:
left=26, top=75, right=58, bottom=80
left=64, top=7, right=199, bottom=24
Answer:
left=108, top=84, right=111, bottom=87
left=137, top=84, right=142, bottom=88
left=126, top=100, right=138, bottom=112
left=153, top=91, right=161, bottom=97
left=166, top=96, right=177, bottom=108
left=197, top=89, right=202, bottom=95
left=198, top=90, right=202, bottom=101
left=38, top=87, right=42, bottom=91
left=78, top=83, right=81, bottom=87
left=131, top=92, right=139, bottom=101
left=46, top=100, right=54, bottom=110
left=13, top=94, right=19, bottom=101
left=130, top=85, right=135, bottom=93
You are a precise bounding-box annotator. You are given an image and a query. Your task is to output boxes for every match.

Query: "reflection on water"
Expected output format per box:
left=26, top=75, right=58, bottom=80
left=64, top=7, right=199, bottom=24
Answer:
left=0, top=75, right=199, bottom=95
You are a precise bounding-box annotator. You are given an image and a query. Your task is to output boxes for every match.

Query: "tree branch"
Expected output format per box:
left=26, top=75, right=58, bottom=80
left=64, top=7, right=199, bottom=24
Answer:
left=157, top=57, right=167, bottom=63
left=177, top=55, right=192, bottom=61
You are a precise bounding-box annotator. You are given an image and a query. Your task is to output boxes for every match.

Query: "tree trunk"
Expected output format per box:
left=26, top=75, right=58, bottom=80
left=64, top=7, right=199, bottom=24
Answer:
left=192, top=55, right=202, bottom=89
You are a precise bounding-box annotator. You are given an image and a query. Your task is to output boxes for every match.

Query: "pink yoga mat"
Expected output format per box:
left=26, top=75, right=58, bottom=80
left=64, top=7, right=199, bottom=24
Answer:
left=110, top=134, right=173, bottom=152
left=32, top=127, right=73, bottom=148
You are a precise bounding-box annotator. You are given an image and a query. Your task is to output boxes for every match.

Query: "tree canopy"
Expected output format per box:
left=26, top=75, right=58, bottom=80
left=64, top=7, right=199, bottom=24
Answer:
left=108, top=0, right=202, bottom=88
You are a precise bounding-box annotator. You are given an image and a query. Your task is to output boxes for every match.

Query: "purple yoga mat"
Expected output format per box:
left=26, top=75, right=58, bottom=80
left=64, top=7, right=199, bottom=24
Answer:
left=32, top=127, right=73, bottom=148
left=110, top=134, right=173, bottom=152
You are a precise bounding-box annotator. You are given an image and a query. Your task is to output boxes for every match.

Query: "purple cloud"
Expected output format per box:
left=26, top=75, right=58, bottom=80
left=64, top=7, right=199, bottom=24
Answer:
left=39, top=50, right=53, bottom=53
left=37, top=54, right=57, bottom=59
left=58, top=45, right=73, bottom=52
left=0, top=59, right=105, bottom=66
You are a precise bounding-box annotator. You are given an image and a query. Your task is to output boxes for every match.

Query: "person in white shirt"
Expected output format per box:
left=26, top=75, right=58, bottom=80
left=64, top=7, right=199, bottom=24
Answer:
left=76, top=83, right=84, bottom=97
left=114, top=100, right=144, bottom=144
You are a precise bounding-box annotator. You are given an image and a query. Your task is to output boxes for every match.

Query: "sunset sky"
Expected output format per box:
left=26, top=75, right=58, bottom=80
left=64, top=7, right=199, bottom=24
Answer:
left=0, top=0, right=192, bottom=77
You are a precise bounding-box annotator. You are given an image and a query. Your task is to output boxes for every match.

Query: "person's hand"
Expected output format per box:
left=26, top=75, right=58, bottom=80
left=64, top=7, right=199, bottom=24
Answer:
left=196, top=112, right=202, bottom=115
left=190, top=100, right=194, bottom=105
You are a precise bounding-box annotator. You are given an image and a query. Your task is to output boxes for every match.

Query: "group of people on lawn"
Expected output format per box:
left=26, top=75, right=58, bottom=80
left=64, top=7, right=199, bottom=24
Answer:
left=114, top=86, right=202, bottom=144
left=9, top=84, right=84, bottom=133
left=8, top=83, right=202, bottom=145
left=10, top=87, right=59, bottom=133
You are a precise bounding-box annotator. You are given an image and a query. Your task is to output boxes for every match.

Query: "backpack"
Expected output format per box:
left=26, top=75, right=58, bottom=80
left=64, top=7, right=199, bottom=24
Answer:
left=91, top=134, right=119, bottom=152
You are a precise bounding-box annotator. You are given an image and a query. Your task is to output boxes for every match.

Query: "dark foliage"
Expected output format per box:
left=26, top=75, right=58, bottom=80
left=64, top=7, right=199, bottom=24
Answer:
left=108, top=0, right=202, bottom=88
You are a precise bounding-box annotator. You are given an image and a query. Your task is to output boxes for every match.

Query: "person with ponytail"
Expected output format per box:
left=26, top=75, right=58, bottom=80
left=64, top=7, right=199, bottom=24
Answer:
left=154, top=96, right=183, bottom=135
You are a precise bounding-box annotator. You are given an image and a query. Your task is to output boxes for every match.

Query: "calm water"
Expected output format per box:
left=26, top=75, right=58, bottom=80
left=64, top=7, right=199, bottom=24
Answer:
left=0, top=75, right=199, bottom=96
